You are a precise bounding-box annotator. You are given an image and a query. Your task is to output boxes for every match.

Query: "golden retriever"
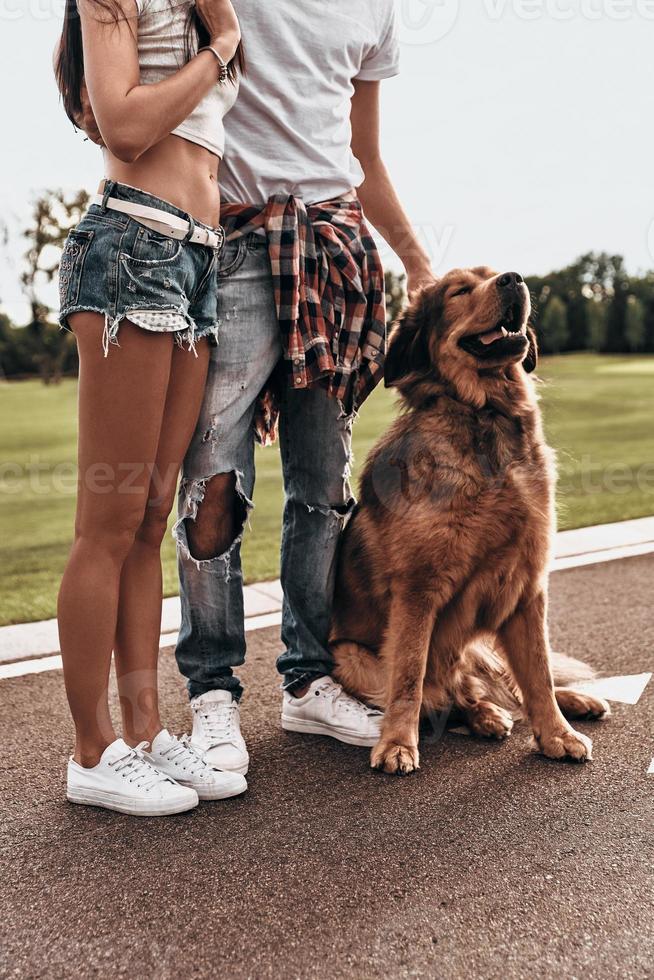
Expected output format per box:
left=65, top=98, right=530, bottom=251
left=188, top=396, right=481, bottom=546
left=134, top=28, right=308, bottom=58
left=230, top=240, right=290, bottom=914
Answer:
left=330, top=268, right=609, bottom=775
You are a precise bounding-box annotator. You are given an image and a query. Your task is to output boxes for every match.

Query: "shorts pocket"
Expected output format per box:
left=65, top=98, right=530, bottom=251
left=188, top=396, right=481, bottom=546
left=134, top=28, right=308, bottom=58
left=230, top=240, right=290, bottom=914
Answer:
left=59, top=229, right=94, bottom=309
left=118, top=251, right=188, bottom=314
left=126, top=224, right=183, bottom=264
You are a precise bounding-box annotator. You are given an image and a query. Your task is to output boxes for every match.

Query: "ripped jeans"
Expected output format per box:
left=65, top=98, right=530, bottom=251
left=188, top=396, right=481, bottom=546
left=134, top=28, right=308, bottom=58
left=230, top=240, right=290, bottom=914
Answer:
left=174, top=234, right=356, bottom=700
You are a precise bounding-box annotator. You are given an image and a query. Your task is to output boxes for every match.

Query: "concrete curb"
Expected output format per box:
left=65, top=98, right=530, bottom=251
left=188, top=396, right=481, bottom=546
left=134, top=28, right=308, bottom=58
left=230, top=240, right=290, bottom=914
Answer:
left=1, top=516, right=653, bottom=666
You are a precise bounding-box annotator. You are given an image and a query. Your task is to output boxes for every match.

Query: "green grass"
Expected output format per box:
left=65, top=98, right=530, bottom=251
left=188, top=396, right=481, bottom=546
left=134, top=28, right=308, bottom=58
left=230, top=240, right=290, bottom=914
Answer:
left=1, top=353, right=653, bottom=626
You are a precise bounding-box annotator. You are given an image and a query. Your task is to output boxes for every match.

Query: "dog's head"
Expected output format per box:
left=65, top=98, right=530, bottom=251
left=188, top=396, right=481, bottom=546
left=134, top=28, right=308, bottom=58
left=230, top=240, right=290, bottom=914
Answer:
left=385, top=268, right=538, bottom=406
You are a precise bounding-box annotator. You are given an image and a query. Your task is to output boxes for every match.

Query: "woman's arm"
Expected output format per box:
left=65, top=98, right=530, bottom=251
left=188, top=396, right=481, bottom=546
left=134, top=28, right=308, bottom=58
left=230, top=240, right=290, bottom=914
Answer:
left=351, top=79, right=435, bottom=298
left=79, top=0, right=240, bottom=163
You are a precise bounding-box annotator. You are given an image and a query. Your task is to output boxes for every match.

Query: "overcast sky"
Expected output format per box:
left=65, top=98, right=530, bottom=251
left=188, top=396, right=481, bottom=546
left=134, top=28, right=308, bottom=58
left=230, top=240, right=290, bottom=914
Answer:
left=1, top=0, right=653, bottom=322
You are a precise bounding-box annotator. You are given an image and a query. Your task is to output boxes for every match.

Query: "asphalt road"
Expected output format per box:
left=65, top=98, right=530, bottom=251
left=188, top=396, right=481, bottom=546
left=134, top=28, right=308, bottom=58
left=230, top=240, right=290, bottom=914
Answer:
left=1, top=555, right=653, bottom=980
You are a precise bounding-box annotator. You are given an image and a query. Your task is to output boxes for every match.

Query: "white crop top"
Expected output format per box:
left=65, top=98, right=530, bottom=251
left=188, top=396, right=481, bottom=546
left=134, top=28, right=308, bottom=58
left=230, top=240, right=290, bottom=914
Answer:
left=134, top=0, right=238, bottom=157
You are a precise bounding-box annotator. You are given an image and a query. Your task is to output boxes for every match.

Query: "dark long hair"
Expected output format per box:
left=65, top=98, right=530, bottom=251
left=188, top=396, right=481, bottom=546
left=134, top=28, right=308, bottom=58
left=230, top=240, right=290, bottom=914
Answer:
left=55, top=0, right=244, bottom=128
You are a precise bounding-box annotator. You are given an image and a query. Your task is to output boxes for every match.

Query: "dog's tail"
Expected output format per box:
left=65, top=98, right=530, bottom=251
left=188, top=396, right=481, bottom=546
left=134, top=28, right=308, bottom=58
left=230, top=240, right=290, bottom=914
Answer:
left=462, top=642, right=598, bottom=717
left=550, top=650, right=597, bottom=685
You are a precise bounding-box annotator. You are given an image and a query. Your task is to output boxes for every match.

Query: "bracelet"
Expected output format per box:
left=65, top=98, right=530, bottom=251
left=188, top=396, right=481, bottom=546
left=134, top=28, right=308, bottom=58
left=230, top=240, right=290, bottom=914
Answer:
left=199, top=46, right=230, bottom=83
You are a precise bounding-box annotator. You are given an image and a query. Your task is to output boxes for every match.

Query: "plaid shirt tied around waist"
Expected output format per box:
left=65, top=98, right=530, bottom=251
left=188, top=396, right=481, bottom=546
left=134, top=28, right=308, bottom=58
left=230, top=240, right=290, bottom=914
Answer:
left=220, top=191, right=387, bottom=444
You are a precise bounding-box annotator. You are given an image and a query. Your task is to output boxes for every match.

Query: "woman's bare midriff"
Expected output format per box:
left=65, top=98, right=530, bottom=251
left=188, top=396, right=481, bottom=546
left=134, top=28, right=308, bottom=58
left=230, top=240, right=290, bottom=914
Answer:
left=102, top=134, right=222, bottom=228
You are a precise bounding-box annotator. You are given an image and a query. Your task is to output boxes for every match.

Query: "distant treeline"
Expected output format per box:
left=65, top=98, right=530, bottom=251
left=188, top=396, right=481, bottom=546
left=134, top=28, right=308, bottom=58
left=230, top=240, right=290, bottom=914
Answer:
left=1, top=237, right=652, bottom=383
left=386, top=252, right=654, bottom=357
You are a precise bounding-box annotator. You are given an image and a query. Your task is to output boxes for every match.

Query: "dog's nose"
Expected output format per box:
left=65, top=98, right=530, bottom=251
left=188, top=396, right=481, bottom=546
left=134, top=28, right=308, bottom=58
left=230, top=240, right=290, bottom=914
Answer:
left=497, top=272, right=524, bottom=291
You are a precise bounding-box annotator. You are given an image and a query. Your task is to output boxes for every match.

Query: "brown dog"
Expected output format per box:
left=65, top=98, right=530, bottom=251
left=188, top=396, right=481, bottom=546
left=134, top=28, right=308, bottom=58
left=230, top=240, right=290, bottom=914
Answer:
left=330, top=268, right=609, bottom=775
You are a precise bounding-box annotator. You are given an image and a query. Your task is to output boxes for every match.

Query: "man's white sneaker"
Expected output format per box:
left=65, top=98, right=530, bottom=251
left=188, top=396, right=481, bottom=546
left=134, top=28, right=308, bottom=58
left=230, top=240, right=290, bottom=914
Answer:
left=67, top=738, right=199, bottom=817
left=145, top=729, right=247, bottom=801
left=190, top=691, right=249, bottom=775
left=281, top=676, right=383, bottom=747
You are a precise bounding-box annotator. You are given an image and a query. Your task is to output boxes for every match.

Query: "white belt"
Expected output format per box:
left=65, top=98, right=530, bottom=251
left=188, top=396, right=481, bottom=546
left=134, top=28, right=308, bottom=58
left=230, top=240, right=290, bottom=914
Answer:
left=91, top=195, right=224, bottom=250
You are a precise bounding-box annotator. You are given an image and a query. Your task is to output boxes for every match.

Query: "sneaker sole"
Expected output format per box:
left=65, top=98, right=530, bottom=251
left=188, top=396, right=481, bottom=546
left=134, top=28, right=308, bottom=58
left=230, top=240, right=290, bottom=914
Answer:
left=281, top=715, right=379, bottom=748
left=66, top=788, right=199, bottom=817
left=185, top=779, right=248, bottom=801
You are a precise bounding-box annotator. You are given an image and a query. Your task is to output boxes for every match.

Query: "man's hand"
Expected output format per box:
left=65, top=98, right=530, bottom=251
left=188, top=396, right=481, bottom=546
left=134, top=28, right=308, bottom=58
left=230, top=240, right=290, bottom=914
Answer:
left=75, top=81, right=104, bottom=146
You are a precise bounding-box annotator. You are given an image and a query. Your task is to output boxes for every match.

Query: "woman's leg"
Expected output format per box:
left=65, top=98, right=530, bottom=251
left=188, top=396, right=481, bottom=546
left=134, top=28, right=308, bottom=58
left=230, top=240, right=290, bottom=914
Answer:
left=58, top=315, right=175, bottom=767
left=113, top=339, right=210, bottom=746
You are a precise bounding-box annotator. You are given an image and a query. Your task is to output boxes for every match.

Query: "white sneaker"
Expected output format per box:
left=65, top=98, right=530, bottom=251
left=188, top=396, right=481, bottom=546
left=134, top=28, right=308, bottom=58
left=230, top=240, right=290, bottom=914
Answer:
left=190, top=691, right=249, bottom=775
left=67, top=738, right=199, bottom=817
left=281, top=676, right=383, bottom=747
left=145, top=729, right=247, bottom=801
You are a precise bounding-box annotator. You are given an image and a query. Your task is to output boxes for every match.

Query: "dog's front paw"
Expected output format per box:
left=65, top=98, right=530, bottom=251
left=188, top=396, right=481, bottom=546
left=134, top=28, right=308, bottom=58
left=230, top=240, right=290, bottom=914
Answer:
left=371, top=739, right=419, bottom=775
left=536, top=726, right=593, bottom=762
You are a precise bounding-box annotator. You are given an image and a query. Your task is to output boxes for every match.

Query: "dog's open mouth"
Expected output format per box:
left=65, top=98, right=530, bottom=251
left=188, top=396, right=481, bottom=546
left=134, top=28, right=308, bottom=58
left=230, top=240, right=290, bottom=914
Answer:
left=459, top=301, right=528, bottom=359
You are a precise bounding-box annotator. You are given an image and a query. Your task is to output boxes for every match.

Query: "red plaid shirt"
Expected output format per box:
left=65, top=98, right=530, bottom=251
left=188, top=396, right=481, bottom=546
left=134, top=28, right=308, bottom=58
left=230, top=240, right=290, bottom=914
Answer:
left=220, top=192, right=387, bottom=444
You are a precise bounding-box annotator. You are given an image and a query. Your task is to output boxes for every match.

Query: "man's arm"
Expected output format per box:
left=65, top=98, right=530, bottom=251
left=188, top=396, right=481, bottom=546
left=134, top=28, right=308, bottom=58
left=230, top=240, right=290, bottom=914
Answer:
left=351, top=79, right=435, bottom=297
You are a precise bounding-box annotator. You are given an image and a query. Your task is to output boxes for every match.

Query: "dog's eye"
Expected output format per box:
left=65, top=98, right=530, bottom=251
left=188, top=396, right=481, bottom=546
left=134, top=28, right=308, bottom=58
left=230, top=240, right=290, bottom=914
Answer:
left=452, top=286, right=472, bottom=297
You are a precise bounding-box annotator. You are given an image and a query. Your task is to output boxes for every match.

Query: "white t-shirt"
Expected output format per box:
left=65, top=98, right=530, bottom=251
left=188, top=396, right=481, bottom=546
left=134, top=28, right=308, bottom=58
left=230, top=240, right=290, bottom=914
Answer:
left=135, top=0, right=238, bottom=157
left=219, top=0, right=400, bottom=205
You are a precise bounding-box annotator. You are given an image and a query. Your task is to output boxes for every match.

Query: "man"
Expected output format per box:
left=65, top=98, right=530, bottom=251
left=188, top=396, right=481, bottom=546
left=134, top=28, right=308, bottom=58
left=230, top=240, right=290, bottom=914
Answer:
left=172, top=0, right=435, bottom=777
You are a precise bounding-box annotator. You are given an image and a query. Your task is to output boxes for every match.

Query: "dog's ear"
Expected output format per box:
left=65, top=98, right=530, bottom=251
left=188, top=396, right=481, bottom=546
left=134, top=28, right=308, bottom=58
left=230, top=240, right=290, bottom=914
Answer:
left=384, top=283, right=444, bottom=388
left=523, top=325, right=539, bottom=374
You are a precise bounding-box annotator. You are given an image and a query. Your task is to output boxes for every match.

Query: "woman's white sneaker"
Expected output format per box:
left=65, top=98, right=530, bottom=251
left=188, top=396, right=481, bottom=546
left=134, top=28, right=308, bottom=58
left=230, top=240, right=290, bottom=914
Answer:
left=67, top=738, right=199, bottom=817
left=190, top=691, right=249, bottom=775
left=145, top=729, right=247, bottom=800
left=281, top=676, right=383, bottom=747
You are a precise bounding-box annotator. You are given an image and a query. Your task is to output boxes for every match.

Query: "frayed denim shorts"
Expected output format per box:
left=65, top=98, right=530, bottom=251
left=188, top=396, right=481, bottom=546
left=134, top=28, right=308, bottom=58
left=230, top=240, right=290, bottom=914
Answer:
left=58, top=181, right=223, bottom=354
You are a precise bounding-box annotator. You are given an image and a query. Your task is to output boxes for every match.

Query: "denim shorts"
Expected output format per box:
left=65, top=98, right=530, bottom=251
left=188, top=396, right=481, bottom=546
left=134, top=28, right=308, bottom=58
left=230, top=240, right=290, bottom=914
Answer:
left=58, top=181, right=223, bottom=354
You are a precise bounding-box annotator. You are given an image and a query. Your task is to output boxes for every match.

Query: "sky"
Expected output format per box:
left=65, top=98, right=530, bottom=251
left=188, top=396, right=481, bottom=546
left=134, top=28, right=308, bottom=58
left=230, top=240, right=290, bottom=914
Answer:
left=1, top=0, right=653, bottom=322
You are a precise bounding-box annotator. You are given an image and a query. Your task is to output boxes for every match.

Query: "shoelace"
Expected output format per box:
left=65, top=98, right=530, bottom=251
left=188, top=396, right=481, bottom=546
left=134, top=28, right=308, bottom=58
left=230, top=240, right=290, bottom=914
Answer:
left=316, top=681, right=383, bottom=718
left=159, top=734, right=211, bottom=778
left=197, top=701, right=238, bottom=745
left=108, top=742, right=171, bottom=791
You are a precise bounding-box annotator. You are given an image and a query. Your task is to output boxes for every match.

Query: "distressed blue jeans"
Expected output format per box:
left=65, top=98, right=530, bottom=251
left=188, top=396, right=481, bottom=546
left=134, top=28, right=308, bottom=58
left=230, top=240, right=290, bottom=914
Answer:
left=174, top=234, right=356, bottom=700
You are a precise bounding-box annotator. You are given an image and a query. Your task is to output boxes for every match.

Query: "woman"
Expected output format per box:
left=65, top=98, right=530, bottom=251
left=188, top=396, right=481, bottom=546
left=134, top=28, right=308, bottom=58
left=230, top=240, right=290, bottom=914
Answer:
left=55, top=0, right=246, bottom=815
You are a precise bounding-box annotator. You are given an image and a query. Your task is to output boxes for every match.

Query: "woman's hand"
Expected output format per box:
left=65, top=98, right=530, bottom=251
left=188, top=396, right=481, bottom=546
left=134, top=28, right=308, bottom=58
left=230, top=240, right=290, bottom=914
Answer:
left=195, top=0, right=241, bottom=63
left=76, top=80, right=105, bottom=146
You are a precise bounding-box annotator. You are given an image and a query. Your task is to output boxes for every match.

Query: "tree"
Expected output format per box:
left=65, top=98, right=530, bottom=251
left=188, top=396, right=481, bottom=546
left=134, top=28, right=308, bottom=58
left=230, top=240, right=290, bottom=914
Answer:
left=586, top=299, right=608, bottom=351
left=0, top=314, right=34, bottom=379
left=603, top=274, right=629, bottom=353
left=540, top=295, right=569, bottom=354
left=21, top=189, right=89, bottom=384
left=624, top=295, right=646, bottom=352
left=385, top=270, right=406, bottom=327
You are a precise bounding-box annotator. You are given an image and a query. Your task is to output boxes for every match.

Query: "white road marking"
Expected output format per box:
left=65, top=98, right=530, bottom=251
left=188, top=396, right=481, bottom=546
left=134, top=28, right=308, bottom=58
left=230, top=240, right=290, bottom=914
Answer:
left=573, top=673, right=652, bottom=706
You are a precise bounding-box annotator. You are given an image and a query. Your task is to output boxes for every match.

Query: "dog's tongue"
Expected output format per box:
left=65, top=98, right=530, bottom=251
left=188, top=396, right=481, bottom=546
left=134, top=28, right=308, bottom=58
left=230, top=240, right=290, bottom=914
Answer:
left=479, top=326, right=507, bottom=345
